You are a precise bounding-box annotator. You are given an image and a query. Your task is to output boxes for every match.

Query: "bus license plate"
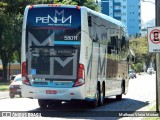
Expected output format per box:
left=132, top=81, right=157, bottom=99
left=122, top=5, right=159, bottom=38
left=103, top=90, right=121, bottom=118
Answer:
left=46, top=90, right=57, bottom=94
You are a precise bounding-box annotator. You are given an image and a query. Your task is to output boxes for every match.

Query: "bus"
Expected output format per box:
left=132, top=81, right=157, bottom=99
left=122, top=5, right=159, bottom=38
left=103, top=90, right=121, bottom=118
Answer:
left=21, top=4, right=130, bottom=108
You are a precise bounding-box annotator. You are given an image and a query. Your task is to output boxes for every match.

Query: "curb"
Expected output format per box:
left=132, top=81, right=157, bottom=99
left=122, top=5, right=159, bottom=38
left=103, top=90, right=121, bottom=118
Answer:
left=0, top=96, right=9, bottom=100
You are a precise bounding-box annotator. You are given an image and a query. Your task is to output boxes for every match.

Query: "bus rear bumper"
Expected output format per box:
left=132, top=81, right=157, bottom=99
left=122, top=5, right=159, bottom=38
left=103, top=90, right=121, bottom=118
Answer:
left=21, top=84, right=86, bottom=100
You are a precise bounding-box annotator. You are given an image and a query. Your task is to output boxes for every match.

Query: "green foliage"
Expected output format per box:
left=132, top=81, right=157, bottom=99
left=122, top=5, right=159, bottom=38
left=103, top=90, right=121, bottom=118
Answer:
left=56, top=0, right=78, bottom=5
left=0, top=83, right=9, bottom=91
left=0, top=12, right=22, bottom=81
left=135, top=63, right=143, bottom=73
left=0, top=2, right=7, bottom=10
left=84, top=0, right=100, bottom=11
left=0, top=1, right=23, bottom=81
left=129, top=37, right=148, bottom=57
left=129, top=37, right=155, bottom=70
left=131, top=64, right=136, bottom=71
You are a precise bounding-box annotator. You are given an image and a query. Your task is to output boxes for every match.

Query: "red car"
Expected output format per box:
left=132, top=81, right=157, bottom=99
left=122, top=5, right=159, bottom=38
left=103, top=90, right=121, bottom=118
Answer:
left=9, top=74, right=22, bottom=98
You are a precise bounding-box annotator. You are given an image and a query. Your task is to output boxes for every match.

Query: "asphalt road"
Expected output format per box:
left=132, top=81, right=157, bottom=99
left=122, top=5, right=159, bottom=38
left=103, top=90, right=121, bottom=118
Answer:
left=0, top=73, right=157, bottom=120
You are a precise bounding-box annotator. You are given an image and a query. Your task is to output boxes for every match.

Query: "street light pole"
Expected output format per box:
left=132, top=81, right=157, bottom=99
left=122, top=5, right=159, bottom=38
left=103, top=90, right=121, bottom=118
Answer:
left=141, top=0, right=155, bottom=4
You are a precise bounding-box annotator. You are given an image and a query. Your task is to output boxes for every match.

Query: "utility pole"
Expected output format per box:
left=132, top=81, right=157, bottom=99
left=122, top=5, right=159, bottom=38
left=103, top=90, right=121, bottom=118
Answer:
left=156, top=0, right=160, bottom=114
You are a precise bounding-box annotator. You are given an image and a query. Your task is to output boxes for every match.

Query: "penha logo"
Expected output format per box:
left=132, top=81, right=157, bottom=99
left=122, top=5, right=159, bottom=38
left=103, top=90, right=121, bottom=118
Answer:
left=36, top=10, right=72, bottom=24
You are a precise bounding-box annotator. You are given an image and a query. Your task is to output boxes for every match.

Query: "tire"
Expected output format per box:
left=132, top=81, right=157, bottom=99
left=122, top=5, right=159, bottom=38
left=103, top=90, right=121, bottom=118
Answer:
left=9, top=93, right=15, bottom=98
left=38, top=99, right=48, bottom=109
left=19, top=93, right=22, bottom=98
left=116, top=94, right=122, bottom=100
left=90, top=90, right=99, bottom=108
left=116, top=82, right=125, bottom=100
left=99, top=85, right=105, bottom=106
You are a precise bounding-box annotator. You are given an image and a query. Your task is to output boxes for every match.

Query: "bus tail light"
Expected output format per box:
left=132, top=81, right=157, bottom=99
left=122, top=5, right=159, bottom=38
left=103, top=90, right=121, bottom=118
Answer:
left=76, top=6, right=81, bottom=10
left=22, top=62, right=27, bottom=76
left=22, top=62, right=30, bottom=86
left=73, top=64, right=85, bottom=87
left=29, top=5, right=34, bottom=9
left=22, top=76, right=31, bottom=86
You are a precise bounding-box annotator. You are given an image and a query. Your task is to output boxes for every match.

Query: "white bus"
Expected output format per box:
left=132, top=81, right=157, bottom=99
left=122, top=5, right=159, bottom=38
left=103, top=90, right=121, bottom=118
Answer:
left=21, top=4, right=130, bottom=108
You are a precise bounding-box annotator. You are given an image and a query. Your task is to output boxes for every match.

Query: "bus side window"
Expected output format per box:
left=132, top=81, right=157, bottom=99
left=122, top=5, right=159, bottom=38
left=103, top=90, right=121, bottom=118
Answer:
left=88, top=16, right=92, bottom=27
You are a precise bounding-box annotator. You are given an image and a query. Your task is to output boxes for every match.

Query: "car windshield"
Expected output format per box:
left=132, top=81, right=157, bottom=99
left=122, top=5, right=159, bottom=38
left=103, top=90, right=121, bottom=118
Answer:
left=148, top=68, right=154, bottom=70
left=14, top=77, right=22, bottom=82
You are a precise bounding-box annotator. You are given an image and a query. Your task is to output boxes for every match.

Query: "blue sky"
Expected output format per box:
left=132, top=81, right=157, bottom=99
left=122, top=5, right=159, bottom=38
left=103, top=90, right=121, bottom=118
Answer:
left=141, top=0, right=155, bottom=23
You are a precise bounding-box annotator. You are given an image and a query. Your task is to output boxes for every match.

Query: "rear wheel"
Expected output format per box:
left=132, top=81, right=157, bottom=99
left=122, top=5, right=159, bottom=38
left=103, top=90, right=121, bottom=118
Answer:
left=116, top=82, right=125, bottom=100
left=116, top=94, right=122, bottom=100
left=19, top=93, right=22, bottom=98
left=38, top=99, right=48, bottom=109
left=90, top=90, right=99, bottom=108
left=99, top=85, right=105, bottom=106
left=9, top=93, right=15, bottom=98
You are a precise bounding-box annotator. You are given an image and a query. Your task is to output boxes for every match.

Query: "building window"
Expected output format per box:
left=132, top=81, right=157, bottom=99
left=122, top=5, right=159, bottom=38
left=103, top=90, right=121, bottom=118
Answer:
left=114, top=12, right=121, bottom=17
left=114, top=6, right=121, bottom=10
left=123, top=13, right=126, bottom=16
left=110, top=13, right=113, bottom=17
left=123, top=6, right=126, bottom=9
left=122, top=19, right=126, bottom=23
left=114, top=0, right=121, bottom=2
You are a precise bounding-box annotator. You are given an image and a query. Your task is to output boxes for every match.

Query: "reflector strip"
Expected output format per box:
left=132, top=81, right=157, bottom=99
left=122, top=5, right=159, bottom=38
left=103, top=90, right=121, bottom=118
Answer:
left=54, top=41, right=80, bottom=45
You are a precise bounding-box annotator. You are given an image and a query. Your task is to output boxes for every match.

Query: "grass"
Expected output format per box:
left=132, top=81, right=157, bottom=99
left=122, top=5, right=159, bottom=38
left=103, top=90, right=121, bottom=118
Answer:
left=0, top=82, right=10, bottom=91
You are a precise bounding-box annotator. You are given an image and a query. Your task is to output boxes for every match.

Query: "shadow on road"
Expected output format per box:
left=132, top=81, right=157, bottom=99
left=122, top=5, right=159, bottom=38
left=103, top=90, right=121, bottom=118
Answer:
left=28, top=97, right=150, bottom=118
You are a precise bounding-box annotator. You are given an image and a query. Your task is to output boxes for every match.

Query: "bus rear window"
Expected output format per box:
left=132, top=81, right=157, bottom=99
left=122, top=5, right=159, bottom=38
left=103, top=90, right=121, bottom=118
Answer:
left=26, top=7, right=81, bottom=43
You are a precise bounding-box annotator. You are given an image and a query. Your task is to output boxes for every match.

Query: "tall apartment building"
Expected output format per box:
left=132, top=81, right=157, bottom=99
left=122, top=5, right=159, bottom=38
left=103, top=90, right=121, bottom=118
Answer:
left=100, top=0, right=141, bottom=37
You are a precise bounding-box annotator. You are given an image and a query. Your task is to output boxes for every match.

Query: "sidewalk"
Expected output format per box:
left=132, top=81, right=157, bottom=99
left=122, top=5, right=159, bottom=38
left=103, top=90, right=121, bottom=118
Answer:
left=119, top=101, right=157, bottom=120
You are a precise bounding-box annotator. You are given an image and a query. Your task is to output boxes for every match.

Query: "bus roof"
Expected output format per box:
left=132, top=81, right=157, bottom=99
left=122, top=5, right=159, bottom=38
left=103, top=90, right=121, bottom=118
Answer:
left=81, top=6, right=127, bottom=31
left=27, top=4, right=80, bottom=9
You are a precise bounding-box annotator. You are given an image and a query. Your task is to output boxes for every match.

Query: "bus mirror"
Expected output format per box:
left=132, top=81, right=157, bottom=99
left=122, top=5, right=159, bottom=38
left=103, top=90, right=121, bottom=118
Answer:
left=88, top=16, right=92, bottom=27
left=132, top=56, right=135, bottom=63
left=127, top=55, right=135, bottom=63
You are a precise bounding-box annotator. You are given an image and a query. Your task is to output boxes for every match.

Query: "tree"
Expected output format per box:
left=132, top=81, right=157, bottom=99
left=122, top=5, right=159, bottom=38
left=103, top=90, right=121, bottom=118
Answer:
left=0, top=12, right=22, bottom=81
left=129, top=37, right=155, bottom=72
left=135, top=63, right=143, bottom=74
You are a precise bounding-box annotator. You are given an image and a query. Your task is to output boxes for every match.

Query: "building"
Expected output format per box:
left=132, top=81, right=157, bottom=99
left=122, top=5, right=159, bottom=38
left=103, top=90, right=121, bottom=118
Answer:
left=141, top=18, right=155, bottom=37
left=0, top=60, right=21, bottom=79
left=100, top=0, right=141, bottom=37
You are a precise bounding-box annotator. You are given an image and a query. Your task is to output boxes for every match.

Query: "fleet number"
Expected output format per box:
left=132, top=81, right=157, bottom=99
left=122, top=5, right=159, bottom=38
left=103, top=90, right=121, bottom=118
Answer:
left=64, top=36, right=78, bottom=41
